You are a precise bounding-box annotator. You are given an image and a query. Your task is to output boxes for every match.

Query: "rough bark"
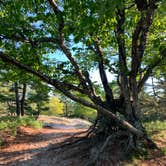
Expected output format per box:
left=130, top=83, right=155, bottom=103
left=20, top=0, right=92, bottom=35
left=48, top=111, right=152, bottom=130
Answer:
left=20, top=83, right=26, bottom=116
left=94, top=41, right=114, bottom=105
left=14, top=82, right=20, bottom=116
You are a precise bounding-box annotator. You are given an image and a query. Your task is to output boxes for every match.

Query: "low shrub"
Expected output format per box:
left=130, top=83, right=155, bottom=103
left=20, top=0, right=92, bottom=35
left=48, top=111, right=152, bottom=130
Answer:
left=0, top=116, right=43, bottom=146
left=143, top=120, right=166, bottom=134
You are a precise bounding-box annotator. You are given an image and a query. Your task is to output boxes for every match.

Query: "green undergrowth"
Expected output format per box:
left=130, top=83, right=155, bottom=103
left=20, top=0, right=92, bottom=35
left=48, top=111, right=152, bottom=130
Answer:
left=122, top=120, right=166, bottom=165
left=0, top=116, right=43, bottom=146
left=0, top=116, right=43, bottom=130
left=161, top=147, right=166, bottom=155
left=143, top=120, right=166, bottom=135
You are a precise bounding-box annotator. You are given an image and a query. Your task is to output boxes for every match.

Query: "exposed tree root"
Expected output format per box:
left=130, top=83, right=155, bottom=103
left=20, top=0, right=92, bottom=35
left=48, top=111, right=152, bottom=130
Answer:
left=47, top=120, right=160, bottom=166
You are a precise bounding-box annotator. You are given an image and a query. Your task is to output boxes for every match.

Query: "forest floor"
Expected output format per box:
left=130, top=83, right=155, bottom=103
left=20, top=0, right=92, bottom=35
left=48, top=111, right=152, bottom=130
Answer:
left=0, top=115, right=166, bottom=166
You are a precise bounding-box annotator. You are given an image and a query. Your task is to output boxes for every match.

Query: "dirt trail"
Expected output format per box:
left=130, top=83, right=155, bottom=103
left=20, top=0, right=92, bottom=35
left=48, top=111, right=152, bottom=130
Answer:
left=0, top=116, right=166, bottom=166
left=0, top=116, right=90, bottom=166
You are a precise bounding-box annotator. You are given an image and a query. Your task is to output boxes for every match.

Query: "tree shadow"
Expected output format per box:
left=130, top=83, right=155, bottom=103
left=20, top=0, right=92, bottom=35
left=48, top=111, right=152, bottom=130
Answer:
left=0, top=132, right=90, bottom=166
left=0, top=127, right=90, bottom=166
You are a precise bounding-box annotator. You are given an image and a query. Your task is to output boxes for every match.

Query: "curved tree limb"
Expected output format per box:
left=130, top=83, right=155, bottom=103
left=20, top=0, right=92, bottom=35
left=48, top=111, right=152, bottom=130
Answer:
left=0, top=51, right=144, bottom=138
left=0, top=52, right=88, bottom=96
left=47, top=0, right=104, bottom=105
left=91, top=41, right=114, bottom=104
left=131, top=7, right=155, bottom=77
left=47, top=0, right=87, bottom=88
left=137, top=55, right=164, bottom=92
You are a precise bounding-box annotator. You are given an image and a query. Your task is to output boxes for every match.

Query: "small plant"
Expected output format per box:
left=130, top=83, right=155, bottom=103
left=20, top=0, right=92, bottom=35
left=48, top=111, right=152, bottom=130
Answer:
left=161, top=147, right=166, bottom=155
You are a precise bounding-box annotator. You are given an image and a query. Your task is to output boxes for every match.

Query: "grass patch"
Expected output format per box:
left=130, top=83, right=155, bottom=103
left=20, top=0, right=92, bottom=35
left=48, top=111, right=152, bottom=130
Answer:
left=143, top=120, right=166, bottom=135
left=124, top=120, right=166, bottom=164
left=0, top=116, right=43, bottom=130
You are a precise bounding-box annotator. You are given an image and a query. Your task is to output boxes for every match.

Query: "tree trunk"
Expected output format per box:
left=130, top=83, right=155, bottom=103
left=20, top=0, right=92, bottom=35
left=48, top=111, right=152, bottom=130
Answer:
left=87, top=94, right=157, bottom=165
left=20, top=83, right=26, bottom=116
left=33, top=103, right=41, bottom=120
left=14, top=82, right=20, bottom=117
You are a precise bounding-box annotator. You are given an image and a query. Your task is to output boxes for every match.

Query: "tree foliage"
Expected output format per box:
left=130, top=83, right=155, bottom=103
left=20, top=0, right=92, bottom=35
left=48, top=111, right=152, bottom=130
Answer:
left=44, top=96, right=64, bottom=116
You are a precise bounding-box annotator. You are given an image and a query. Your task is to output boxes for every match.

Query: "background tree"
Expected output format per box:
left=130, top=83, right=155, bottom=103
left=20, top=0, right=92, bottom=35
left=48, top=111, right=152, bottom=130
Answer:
left=43, top=96, right=64, bottom=116
left=60, top=95, right=74, bottom=117
left=26, top=81, right=50, bottom=118
left=0, top=81, right=15, bottom=115
left=0, top=0, right=165, bottom=163
left=0, top=69, right=50, bottom=117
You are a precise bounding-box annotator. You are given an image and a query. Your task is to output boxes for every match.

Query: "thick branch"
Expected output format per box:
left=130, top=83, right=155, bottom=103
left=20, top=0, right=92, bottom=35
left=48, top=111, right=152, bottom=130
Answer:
left=0, top=52, right=98, bottom=109
left=0, top=52, right=88, bottom=95
left=115, top=8, right=131, bottom=102
left=131, top=3, right=155, bottom=77
left=83, top=71, right=95, bottom=94
left=0, top=52, right=144, bottom=137
left=94, top=42, right=114, bottom=103
left=130, top=2, right=156, bottom=102
left=137, top=56, right=164, bottom=92
left=48, top=0, right=87, bottom=88
left=0, top=51, right=104, bottom=109
left=116, top=9, right=128, bottom=73
left=48, top=0, right=104, bottom=106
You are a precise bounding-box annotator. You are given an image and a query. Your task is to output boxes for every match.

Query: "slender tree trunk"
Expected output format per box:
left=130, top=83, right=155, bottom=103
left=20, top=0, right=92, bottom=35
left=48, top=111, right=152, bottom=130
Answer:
left=65, top=102, right=68, bottom=117
left=20, top=83, right=26, bottom=116
left=33, top=103, right=41, bottom=120
left=14, top=82, right=20, bottom=116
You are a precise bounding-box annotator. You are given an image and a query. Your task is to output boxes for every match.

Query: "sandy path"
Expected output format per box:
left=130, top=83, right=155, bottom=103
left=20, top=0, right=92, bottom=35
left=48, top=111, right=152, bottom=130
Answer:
left=0, top=116, right=90, bottom=166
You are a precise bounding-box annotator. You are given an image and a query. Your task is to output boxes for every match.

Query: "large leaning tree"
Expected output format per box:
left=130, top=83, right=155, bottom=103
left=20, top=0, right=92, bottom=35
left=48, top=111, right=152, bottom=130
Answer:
left=0, top=0, right=166, bottom=161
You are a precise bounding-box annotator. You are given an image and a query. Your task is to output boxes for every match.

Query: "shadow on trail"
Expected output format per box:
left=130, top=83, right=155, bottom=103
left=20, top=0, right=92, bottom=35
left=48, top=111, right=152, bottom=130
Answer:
left=0, top=116, right=92, bottom=166
left=0, top=132, right=90, bottom=166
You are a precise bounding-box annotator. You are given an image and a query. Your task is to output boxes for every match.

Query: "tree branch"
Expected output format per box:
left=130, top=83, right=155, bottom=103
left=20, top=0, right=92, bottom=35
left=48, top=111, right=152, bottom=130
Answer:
left=137, top=57, right=163, bottom=92
left=0, top=51, right=144, bottom=137
left=48, top=0, right=87, bottom=88
left=0, top=52, right=88, bottom=95
left=83, top=71, right=102, bottom=103
left=131, top=3, right=155, bottom=77
left=0, top=34, right=58, bottom=46
left=0, top=51, right=104, bottom=110
left=0, top=51, right=98, bottom=110
left=130, top=2, right=156, bottom=102
left=93, top=41, right=114, bottom=103
left=115, top=8, right=131, bottom=102
left=48, top=0, right=104, bottom=107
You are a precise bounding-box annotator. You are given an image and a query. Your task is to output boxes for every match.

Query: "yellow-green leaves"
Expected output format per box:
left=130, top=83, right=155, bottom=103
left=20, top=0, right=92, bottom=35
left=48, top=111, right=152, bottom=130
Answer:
left=46, top=97, right=64, bottom=116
